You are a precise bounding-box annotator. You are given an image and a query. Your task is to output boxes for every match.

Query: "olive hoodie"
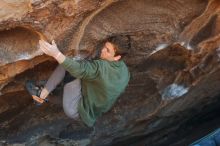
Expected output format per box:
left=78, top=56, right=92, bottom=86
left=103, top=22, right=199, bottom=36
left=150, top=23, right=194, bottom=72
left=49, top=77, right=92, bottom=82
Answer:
left=61, top=57, right=130, bottom=127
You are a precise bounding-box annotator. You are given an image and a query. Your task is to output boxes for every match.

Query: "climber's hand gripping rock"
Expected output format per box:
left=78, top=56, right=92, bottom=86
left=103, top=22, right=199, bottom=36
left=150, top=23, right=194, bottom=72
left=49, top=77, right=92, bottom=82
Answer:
left=39, top=40, right=66, bottom=63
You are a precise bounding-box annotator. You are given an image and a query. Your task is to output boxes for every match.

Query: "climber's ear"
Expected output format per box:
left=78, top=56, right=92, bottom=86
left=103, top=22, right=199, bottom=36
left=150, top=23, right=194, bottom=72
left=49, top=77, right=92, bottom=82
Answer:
left=114, top=55, right=121, bottom=61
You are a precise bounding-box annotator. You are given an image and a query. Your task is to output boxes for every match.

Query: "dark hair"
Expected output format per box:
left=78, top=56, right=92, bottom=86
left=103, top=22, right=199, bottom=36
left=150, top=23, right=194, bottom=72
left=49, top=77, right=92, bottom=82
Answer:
left=94, top=37, right=128, bottom=59
left=106, top=37, right=128, bottom=57
left=110, top=42, right=127, bottom=57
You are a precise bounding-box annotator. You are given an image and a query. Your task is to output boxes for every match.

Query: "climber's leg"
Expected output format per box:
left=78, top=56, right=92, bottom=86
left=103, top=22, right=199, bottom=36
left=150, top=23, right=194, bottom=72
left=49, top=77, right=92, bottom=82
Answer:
left=40, top=65, right=66, bottom=99
left=63, top=79, right=81, bottom=119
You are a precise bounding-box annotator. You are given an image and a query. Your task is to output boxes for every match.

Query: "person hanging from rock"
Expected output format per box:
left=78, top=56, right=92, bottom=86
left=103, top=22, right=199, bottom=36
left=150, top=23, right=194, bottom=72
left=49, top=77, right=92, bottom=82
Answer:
left=26, top=39, right=130, bottom=127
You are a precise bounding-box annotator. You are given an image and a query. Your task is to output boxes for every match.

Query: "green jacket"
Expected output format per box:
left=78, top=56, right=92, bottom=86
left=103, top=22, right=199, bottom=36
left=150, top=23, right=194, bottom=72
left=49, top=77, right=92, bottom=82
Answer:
left=61, top=57, right=130, bottom=127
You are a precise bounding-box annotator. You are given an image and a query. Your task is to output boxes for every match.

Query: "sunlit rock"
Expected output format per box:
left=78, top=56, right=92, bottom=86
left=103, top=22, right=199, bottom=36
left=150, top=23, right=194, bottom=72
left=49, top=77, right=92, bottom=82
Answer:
left=1, top=0, right=220, bottom=146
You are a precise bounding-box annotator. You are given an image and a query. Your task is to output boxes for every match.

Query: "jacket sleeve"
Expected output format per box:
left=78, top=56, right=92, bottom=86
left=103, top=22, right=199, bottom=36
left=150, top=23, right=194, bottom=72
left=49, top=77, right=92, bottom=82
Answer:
left=60, top=57, right=99, bottom=80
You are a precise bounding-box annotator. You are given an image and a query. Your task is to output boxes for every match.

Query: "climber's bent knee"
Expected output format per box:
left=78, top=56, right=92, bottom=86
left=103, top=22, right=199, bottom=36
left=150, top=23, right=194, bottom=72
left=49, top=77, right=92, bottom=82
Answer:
left=63, top=79, right=81, bottom=120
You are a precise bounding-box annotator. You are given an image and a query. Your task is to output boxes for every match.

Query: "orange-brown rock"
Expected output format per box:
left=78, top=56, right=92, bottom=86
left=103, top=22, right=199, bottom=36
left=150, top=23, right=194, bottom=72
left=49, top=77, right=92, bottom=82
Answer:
left=1, top=0, right=220, bottom=145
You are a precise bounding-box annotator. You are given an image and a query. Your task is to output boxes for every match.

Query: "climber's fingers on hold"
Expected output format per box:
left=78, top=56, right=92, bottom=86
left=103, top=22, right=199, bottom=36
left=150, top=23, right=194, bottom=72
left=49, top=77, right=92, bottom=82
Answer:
left=39, top=40, right=53, bottom=55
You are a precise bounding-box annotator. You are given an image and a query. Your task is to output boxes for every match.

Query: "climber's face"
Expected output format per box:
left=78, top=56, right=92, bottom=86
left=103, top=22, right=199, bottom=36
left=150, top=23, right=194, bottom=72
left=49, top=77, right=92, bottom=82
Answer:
left=100, top=42, right=116, bottom=61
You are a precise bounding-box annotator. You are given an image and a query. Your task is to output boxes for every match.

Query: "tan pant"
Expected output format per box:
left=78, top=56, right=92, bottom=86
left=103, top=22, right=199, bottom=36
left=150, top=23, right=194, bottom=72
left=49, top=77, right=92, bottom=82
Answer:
left=44, top=65, right=81, bottom=119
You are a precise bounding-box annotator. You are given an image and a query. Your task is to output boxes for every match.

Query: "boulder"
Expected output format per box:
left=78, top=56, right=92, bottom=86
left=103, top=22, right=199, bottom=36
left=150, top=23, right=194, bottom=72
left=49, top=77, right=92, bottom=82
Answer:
left=1, top=0, right=220, bottom=145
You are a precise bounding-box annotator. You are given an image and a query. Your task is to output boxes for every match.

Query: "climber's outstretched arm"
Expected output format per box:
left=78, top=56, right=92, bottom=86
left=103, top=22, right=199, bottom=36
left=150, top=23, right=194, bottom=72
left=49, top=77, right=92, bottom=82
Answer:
left=39, top=40, right=99, bottom=80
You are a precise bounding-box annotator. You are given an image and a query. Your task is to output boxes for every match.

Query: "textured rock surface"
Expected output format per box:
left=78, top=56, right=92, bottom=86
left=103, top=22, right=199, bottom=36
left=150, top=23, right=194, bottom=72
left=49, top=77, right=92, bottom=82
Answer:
left=1, top=0, right=220, bottom=145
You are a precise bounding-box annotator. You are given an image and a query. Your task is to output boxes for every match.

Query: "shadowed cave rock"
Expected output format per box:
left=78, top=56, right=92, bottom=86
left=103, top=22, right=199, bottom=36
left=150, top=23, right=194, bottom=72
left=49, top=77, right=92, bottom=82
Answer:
left=1, top=0, right=220, bottom=145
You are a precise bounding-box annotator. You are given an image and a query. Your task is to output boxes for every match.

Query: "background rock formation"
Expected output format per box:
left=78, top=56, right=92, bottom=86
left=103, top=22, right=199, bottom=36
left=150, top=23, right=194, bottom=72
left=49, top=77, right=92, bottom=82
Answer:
left=1, top=0, right=220, bottom=145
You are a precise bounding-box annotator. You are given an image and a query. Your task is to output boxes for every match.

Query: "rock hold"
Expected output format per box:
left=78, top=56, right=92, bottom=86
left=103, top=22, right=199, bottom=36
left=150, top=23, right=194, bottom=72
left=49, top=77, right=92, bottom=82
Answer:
left=1, top=0, right=220, bottom=146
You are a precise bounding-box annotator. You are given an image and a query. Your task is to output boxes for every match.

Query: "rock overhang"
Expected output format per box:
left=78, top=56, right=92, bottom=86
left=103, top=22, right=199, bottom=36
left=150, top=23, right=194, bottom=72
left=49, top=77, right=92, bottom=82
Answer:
left=1, top=0, right=220, bottom=145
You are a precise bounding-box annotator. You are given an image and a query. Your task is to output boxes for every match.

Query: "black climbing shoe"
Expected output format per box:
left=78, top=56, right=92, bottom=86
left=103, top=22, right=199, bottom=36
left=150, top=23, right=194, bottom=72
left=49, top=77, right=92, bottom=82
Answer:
left=25, top=80, right=48, bottom=105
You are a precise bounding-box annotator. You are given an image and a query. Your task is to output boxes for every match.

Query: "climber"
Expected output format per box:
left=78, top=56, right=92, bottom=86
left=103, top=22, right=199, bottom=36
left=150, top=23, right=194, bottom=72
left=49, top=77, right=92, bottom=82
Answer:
left=26, top=39, right=130, bottom=127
